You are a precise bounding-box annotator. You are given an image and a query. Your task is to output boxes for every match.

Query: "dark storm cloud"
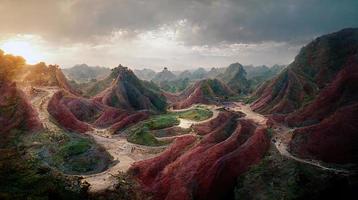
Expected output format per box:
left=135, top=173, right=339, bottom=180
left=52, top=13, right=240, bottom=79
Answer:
left=0, top=0, right=357, bottom=45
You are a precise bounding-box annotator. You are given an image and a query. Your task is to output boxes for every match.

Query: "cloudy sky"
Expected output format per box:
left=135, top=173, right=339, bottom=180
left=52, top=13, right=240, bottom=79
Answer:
left=0, top=0, right=357, bottom=70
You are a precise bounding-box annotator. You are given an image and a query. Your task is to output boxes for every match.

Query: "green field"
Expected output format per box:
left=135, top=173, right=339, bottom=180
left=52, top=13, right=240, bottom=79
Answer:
left=146, top=115, right=180, bottom=130
left=126, top=114, right=179, bottom=146
left=127, top=125, right=167, bottom=146
left=126, top=107, right=213, bottom=146
left=177, top=108, right=213, bottom=121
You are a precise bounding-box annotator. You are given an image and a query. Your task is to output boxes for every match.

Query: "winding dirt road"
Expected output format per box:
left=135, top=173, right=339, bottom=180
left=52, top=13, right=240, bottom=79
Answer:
left=229, top=102, right=350, bottom=175
left=28, top=87, right=165, bottom=192
left=81, top=129, right=166, bottom=192
left=29, top=88, right=222, bottom=192
left=83, top=104, right=221, bottom=191
left=30, top=87, right=63, bottom=133
left=29, top=87, right=349, bottom=192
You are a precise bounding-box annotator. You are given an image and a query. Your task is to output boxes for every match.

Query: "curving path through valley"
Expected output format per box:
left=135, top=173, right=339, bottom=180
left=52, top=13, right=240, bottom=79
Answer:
left=229, top=102, right=350, bottom=175
left=28, top=87, right=166, bottom=192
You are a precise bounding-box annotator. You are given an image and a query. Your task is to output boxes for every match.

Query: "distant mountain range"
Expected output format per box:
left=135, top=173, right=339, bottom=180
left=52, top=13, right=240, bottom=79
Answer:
left=63, top=64, right=111, bottom=83
left=2, top=28, right=357, bottom=200
left=63, top=62, right=285, bottom=96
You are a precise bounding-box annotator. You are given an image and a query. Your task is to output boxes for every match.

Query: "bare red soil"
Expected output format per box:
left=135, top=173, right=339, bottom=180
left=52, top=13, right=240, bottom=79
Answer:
left=251, top=28, right=358, bottom=115
left=289, top=103, right=358, bottom=164
left=109, top=111, right=149, bottom=133
left=250, top=28, right=358, bottom=165
left=168, top=79, right=234, bottom=109
left=170, top=83, right=206, bottom=109
left=130, top=116, right=270, bottom=200
left=0, top=82, right=42, bottom=134
left=48, top=89, right=149, bottom=133
left=47, top=91, right=92, bottom=133
left=288, top=62, right=358, bottom=164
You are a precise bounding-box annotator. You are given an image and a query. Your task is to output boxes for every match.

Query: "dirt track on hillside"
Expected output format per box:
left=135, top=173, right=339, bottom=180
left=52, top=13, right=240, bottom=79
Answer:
left=30, top=88, right=348, bottom=192
left=29, top=88, right=221, bottom=192
left=229, top=102, right=350, bottom=175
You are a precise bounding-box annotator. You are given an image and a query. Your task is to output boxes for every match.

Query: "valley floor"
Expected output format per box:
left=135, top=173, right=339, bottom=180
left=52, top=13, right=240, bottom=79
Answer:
left=27, top=86, right=351, bottom=194
left=28, top=86, right=221, bottom=192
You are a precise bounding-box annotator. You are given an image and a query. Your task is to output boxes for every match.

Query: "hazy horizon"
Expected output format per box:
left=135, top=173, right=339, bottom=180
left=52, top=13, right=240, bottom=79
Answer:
left=0, top=0, right=357, bottom=70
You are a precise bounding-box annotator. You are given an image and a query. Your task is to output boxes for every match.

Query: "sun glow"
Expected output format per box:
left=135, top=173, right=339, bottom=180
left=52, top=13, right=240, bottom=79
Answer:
left=0, top=35, right=45, bottom=64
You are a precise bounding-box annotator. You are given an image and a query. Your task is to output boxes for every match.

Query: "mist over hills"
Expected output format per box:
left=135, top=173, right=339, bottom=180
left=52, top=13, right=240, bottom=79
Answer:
left=1, top=28, right=357, bottom=199
left=63, top=64, right=111, bottom=83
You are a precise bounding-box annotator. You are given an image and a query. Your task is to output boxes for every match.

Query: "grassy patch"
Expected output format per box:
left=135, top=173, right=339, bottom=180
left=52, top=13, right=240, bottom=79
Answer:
left=234, top=146, right=356, bottom=200
left=126, top=107, right=213, bottom=146
left=58, top=139, right=91, bottom=158
left=127, top=126, right=166, bottom=146
left=126, top=113, right=180, bottom=146
left=125, top=115, right=178, bottom=146
left=27, top=130, right=111, bottom=174
left=0, top=129, right=88, bottom=199
left=146, top=115, right=179, bottom=130
left=177, top=108, right=213, bottom=121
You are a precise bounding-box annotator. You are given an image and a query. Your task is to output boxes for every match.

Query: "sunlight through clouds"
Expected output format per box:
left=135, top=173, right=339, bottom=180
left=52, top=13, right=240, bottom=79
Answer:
left=0, top=34, right=48, bottom=64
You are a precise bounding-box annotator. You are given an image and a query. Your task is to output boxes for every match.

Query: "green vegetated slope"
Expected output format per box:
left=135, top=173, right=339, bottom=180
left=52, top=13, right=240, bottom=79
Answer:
left=177, top=108, right=213, bottom=121
left=126, top=107, right=213, bottom=146
left=26, top=129, right=112, bottom=175
left=158, top=78, right=191, bottom=93
left=75, top=67, right=120, bottom=97
left=0, top=128, right=88, bottom=199
left=235, top=145, right=356, bottom=200
left=98, top=65, right=167, bottom=112
left=217, top=63, right=250, bottom=95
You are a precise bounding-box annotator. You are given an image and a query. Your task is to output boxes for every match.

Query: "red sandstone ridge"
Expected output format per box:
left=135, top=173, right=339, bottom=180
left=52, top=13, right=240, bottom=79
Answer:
left=192, top=111, right=237, bottom=135
left=129, top=116, right=270, bottom=200
left=251, top=28, right=358, bottom=115
left=47, top=89, right=149, bottom=133
left=287, top=61, right=358, bottom=164
left=251, top=28, right=358, bottom=165
left=0, top=82, right=42, bottom=134
left=48, top=91, right=92, bottom=133
left=109, top=111, right=149, bottom=133
left=289, top=103, right=358, bottom=164
left=167, top=79, right=234, bottom=109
